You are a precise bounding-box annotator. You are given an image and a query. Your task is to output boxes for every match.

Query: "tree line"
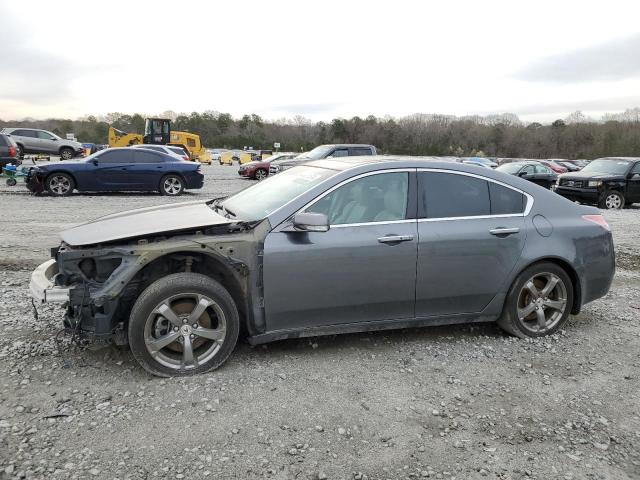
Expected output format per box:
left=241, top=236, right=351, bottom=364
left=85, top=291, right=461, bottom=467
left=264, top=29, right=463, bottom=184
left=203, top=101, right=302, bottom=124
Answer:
left=2, top=108, right=640, bottom=159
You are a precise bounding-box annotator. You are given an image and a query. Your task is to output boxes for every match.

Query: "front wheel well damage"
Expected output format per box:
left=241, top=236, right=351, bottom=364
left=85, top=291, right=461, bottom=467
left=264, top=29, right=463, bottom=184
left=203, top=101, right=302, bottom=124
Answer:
left=117, top=251, right=247, bottom=335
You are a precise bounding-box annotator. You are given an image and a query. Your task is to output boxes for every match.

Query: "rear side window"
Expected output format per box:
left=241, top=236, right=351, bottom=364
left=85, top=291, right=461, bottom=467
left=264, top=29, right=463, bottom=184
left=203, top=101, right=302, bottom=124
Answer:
left=13, top=129, right=36, bottom=137
left=350, top=147, right=373, bottom=156
left=133, top=150, right=164, bottom=163
left=419, top=172, right=490, bottom=218
left=330, top=149, right=349, bottom=158
left=98, top=150, right=132, bottom=164
left=489, top=182, right=525, bottom=215
left=168, top=147, right=186, bottom=156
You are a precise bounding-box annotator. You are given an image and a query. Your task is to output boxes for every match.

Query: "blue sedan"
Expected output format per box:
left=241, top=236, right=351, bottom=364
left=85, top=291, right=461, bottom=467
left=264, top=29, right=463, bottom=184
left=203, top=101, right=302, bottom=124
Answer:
left=26, top=147, right=204, bottom=196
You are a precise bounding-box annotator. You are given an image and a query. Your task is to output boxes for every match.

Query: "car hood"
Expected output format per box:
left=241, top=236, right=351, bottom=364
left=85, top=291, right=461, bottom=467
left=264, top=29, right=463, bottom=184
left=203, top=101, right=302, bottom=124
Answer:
left=61, top=200, right=232, bottom=246
left=559, top=171, right=625, bottom=181
left=240, top=161, right=266, bottom=168
left=36, top=160, right=83, bottom=169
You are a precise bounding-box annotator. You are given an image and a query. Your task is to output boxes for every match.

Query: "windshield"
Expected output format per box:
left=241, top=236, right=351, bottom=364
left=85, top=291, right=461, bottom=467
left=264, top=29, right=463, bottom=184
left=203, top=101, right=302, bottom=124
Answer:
left=581, top=159, right=631, bottom=175
left=220, top=165, right=336, bottom=221
left=496, top=163, right=523, bottom=174
left=298, top=145, right=334, bottom=160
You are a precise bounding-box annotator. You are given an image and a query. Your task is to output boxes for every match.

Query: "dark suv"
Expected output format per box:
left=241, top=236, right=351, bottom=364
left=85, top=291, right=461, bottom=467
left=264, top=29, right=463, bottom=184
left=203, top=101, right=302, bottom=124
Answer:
left=0, top=133, right=20, bottom=168
left=269, top=144, right=377, bottom=175
left=554, top=157, right=640, bottom=209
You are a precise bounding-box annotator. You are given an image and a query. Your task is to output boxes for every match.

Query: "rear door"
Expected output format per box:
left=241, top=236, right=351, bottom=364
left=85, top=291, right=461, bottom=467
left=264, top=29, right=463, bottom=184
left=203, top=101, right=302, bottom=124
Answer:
left=263, top=170, right=418, bottom=331
left=415, top=170, right=527, bottom=317
left=13, top=129, right=39, bottom=151
left=129, top=150, right=167, bottom=189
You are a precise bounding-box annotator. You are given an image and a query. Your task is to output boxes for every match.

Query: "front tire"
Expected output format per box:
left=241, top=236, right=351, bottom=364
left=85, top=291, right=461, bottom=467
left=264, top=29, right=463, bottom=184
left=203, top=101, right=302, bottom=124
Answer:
left=497, top=262, right=573, bottom=338
left=254, top=168, right=268, bottom=180
left=46, top=173, right=75, bottom=196
left=160, top=174, right=184, bottom=196
left=59, top=147, right=74, bottom=160
left=128, top=273, right=240, bottom=377
left=599, top=190, right=624, bottom=209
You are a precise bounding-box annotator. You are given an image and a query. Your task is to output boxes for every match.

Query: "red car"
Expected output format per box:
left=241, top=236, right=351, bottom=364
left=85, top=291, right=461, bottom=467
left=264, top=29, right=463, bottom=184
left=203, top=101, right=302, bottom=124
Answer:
left=539, top=160, right=568, bottom=174
left=238, top=153, right=298, bottom=180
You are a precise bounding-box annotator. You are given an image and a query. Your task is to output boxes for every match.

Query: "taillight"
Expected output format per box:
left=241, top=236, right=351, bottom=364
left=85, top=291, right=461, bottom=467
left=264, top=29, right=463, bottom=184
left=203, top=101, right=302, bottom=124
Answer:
left=582, top=214, right=610, bottom=231
left=8, top=146, right=15, bottom=157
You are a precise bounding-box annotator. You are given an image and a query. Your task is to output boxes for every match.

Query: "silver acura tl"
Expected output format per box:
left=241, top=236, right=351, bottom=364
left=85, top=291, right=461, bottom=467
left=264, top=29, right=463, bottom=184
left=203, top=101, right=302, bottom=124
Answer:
left=30, top=157, right=615, bottom=376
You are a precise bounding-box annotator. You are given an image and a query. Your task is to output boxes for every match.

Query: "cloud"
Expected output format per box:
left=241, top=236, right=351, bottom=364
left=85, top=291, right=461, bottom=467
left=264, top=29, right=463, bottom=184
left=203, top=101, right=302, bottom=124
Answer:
left=509, top=95, right=640, bottom=116
left=514, top=34, right=640, bottom=83
left=0, top=4, right=78, bottom=105
left=266, top=103, right=345, bottom=116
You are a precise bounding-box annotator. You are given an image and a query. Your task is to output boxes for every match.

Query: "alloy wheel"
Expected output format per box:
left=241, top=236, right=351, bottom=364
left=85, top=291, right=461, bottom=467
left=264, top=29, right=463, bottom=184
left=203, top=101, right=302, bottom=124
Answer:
left=49, top=175, right=71, bottom=195
left=516, top=272, right=567, bottom=334
left=163, top=177, right=182, bottom=195
left=144, top=293, right=227, bottom=371
left=255, top=169, right=267, bottom=180
left=60, top=149, right=73, bottom=160
left=605, top=193, right=622, bottom=209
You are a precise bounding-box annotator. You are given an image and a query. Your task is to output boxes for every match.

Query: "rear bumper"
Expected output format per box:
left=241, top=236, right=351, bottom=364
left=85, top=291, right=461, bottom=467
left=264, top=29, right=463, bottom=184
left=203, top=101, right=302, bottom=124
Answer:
left=30, top=260, right=70, bottom=304
left=185, top=172, right=204, bottom=189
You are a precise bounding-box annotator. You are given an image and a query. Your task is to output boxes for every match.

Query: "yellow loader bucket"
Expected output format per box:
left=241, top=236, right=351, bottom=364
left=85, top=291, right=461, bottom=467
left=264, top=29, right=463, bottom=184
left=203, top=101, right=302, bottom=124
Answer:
left=239, top=152, right=252, bottom=164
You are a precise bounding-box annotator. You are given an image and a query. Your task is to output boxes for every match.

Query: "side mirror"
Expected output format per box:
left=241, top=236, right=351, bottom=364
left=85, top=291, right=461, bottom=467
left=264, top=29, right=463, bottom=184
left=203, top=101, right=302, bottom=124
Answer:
left=91, top=159, right=99, bottom=166
left=517, top=171, right=528, bottom=177
left=292, top=212, right=329, bottom=232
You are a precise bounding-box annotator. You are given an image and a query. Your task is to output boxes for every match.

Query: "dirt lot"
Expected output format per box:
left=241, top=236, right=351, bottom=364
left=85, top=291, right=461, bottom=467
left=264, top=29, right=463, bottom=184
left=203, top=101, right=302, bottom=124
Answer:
left=0, top=162, right=638, bottom=480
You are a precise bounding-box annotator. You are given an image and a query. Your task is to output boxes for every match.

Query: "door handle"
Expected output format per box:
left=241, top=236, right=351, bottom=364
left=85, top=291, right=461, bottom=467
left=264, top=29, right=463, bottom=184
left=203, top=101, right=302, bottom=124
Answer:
left=377, top=235, right=414, bottom=244
left=489, top=227, right=520, bottom=236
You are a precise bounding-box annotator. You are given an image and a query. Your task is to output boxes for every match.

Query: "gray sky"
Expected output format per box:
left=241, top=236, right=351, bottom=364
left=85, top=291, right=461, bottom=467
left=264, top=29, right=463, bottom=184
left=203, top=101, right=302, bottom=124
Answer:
left=1, top=0, right=639, bottom=123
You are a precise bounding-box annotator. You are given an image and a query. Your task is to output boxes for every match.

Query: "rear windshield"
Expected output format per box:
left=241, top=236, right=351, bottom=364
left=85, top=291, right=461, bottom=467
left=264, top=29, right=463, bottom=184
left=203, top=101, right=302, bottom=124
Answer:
left=496, top=163, right=523, bottom=174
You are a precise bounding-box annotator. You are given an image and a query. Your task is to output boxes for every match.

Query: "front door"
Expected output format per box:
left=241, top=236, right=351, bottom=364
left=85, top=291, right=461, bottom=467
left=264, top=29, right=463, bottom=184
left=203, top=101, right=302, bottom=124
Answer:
left=263, top=170, right=418, bottom=332
left=415, top=171, right=527, bottom=317
left=627, top=162, right=640, bottom=203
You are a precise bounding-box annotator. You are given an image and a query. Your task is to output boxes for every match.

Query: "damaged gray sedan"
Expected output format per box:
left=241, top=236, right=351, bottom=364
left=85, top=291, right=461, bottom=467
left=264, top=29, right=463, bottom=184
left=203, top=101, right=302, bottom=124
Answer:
left=30, top=157, right=615, bottom=376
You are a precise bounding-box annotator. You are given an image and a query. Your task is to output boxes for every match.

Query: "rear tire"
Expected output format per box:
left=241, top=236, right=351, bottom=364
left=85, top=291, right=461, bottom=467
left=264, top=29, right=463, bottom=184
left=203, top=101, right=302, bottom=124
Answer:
left=59, top=147, right=74, bottom=160
left=128, top=273, right=240, bottom=377
left=497, top=262, right=573, bottom=338
left=16, top=144, right=24, bottom=159
left=599, top=190, right=624, bottom=209
left=160, top=174, right=184, bottom=196
left=45, top=173, right=75, bottom=196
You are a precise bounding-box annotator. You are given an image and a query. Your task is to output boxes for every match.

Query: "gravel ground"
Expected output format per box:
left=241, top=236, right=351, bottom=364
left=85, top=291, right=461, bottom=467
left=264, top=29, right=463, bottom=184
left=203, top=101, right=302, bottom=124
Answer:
left=0, top=161, right=638, bottom=480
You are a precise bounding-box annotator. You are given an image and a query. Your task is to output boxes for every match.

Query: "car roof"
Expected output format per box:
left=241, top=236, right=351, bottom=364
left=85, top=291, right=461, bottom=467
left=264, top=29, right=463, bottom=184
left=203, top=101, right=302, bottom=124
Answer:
left=597, top=157, right=640, bottom=161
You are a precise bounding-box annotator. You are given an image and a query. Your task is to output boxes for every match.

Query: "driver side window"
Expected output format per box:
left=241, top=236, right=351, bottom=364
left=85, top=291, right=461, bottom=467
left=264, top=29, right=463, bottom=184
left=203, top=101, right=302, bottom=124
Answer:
left=306, top=172, right=408, bottom=225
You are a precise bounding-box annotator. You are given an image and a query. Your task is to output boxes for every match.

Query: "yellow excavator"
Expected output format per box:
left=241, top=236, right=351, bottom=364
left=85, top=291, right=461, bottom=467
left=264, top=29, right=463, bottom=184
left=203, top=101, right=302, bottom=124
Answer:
left=108, top=118, right=212, bottom=164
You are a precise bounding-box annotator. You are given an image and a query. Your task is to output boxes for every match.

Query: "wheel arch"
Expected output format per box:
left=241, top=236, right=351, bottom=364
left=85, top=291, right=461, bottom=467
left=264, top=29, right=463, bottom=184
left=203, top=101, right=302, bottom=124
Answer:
left=123, top=250, right=248, bottom=331
left=44, top=169, right=78, bottom=186
left=58, top=145, right=75, bottom=155
left=509, top=257, right=582, bottom=315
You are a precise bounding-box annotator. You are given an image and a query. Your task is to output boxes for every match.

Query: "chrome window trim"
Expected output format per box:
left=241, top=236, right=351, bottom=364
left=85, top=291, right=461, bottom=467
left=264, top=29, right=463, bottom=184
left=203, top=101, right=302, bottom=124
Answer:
left=416, top=168, right=534, bottom=220
left=298, top=168, right=414, bottom=227
left=331, top=219, right=416, bottom=229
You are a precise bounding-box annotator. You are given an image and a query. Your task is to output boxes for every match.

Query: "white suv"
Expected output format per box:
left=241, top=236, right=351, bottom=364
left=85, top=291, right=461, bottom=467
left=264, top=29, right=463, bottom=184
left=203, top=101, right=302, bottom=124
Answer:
left=0, top=128, right=84, bottom=160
